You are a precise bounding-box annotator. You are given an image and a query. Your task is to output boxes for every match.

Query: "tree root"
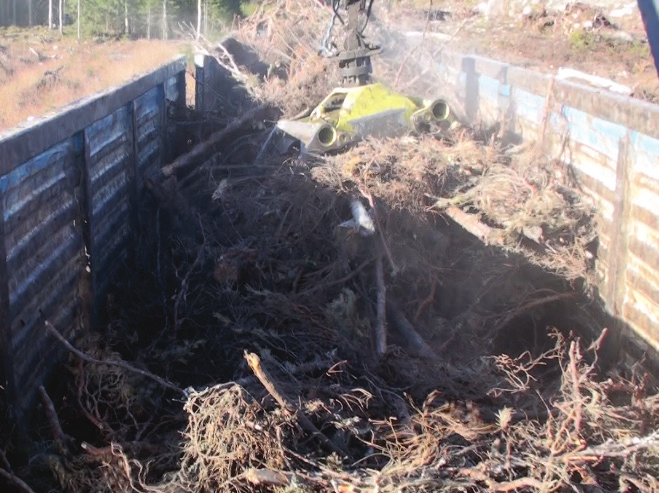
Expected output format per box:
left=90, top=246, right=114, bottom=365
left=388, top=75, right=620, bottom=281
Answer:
left=44, top=321, right=184, bottom=396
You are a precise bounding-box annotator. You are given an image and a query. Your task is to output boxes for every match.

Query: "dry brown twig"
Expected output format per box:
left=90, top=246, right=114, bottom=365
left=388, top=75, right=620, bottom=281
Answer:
left=374, top=252, right=388, bottom=358
left=174, top=216, right=207, bottom=334
left=413, top=278, right=437, bottom=323
left=38, top=386, right=71, bottom=457
left=491, top=292, right=578, bottom=335
left=177, top=383, right=287, bottom=491
left=0, top=468, right=36, bottom=493
left=300, top=256, right=373, bottom=295
left=244, top=351, right=350, bottom=458
left=44, top=321, right=184, bottom=396
left=387, top=303, right=438, bottom=361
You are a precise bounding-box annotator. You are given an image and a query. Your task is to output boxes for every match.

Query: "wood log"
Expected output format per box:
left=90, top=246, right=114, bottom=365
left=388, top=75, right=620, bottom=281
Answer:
left=244, top=351, right=349, bottom=458
left=445, top=207, right=504, bottom=246
left=386, top=303, right=439, bottom=361
left=160, top=104, right=277, bottom=180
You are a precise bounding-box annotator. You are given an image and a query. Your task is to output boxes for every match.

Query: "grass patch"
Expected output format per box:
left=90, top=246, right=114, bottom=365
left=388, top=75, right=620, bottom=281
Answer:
left=568, top=28, right=598, bottom=52
left=241, top=1, right=261, bottom=17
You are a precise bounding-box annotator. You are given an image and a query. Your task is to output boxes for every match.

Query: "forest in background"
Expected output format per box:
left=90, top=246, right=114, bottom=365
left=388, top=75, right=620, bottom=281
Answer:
left=0, top=0, right=246, bottom=39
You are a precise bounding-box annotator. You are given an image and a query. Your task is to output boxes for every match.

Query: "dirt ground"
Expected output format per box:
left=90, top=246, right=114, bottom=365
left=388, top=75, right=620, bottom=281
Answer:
left=0, top=2, right=657, bottom=493
left=382, top=0, right=658, bottom=102
left=0, top=27, right=190, bottom=131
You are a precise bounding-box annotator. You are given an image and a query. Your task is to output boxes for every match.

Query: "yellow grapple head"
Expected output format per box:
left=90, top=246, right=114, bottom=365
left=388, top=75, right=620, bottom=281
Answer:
left=276, top=82, right=450, bottom=153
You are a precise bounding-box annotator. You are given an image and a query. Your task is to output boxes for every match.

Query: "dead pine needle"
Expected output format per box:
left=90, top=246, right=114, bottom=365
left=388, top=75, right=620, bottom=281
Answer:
left=11, top=6, right=655, bottom=493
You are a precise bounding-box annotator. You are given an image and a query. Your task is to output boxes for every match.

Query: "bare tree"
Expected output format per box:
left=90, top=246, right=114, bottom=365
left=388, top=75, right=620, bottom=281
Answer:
left=147, top=4, right=151, bottom=39
left=125, top=0, right=129, bottom=35
left=58, top=0, right=62, bottom=34
left=48, top=0, right=52, bottom=29
left=196, top=0, right=201, bottom=40
left=162, top=0, right=167, bottom=40
left=77, top=0, right=81, bottom=39
left=203, top=0, right=208, bottom=38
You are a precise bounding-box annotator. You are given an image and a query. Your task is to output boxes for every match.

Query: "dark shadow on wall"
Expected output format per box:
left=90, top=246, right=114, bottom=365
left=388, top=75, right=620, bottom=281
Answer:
left=638, top=0, right=659, bottom=75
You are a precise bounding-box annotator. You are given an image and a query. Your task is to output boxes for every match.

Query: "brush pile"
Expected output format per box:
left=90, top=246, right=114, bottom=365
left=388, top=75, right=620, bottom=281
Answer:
left=205, top=0, right=597, bottom=280
left=7, top=2, right=658, bottom=493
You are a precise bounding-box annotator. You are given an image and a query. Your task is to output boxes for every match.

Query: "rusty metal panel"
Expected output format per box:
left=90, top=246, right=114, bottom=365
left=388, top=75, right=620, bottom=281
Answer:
left=84, top=106, right=133, bottom=298
left=571, top=149, right=618, bottom=205
left=561, top=107, right=626, bottom=164
left=551, top=81, right=658, bottom=138
left=0, top=136, right=86, bottom=410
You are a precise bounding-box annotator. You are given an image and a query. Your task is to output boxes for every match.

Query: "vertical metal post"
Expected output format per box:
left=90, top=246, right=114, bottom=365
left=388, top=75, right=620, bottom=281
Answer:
left=195, top=54, right=205, bottom=113
left=461, top=57, right=480, bottom=124
left=129, top=101, right=140, bottom=231
left=176, top=70, right=187, bottom=111
left=81, top=129, right=97, bottom=329
left=72, top=132, right=93, bottom=335
left=637, top=0, right=659, bottom=76
left=608, top=133, right=633, bottom=317
left=601, top=133, right=633, bottom=365
left=0, top=195, right=15, bottom=418
left=160, top=81, right=168, bottom=165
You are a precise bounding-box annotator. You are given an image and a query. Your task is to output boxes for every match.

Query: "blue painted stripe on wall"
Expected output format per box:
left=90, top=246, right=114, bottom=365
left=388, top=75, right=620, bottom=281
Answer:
left=561, top=106, right=626, bottom=159
left=479, top=75, right=500, bottom=102
left=0, top=140, right=71, bottom=194
left=513, top=88, right=545, bottom=123
left=631, top=132, right=659, bottom=180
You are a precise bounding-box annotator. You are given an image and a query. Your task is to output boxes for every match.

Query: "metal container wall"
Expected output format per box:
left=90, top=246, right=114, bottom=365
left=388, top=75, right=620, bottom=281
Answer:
left=0, top=137, right=87, bottom=398
left=420, top=49, right=659, bottom=363
left=0, top=56, right=187, bottom=419
left=84, top=106, right=134, bottom=298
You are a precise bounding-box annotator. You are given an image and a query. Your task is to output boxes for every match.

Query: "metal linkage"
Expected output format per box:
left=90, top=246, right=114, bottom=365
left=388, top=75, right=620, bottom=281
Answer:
left=322, top=0, right=381, bottom=87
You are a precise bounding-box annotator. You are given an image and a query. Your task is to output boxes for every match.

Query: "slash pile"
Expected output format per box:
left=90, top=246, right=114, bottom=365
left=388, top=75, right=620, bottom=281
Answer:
left=6, top=2, right=657, bottom=493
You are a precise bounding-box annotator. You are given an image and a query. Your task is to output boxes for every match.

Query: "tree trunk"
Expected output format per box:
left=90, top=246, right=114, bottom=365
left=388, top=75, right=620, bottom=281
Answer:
left=196, top=0, right=201, bottom=40
left=147, top=6, right=151, bottom=39
left=12, top=0, right=16, bottom=25
left=59, top=0, right=63, bottom=33
left=28, top=0, right=32, bottom=26
left=48, top=0, right=52, bottom=29
left=203, top=0, right=208, bottom=37
left=125, top=0, right=129, bottom=35
left=77, top=0, right=80, bottom=39
left=162, top=0, right=167, bottom=40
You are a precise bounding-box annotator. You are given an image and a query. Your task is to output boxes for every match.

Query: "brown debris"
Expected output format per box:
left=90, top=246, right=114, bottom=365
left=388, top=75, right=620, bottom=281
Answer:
left=6, top=4, right=656, bottom=493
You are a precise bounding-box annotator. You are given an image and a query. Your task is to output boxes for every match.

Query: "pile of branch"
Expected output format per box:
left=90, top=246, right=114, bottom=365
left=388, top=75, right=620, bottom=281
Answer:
left=199, top=0, right=597, bottom=279
left=4, top=3, right=653, bottom=493
left=18, top=137, right=655, bottom=492
left=314, top=133, right=596, bottom=279
left=195, top=0, right=338, bottom=117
